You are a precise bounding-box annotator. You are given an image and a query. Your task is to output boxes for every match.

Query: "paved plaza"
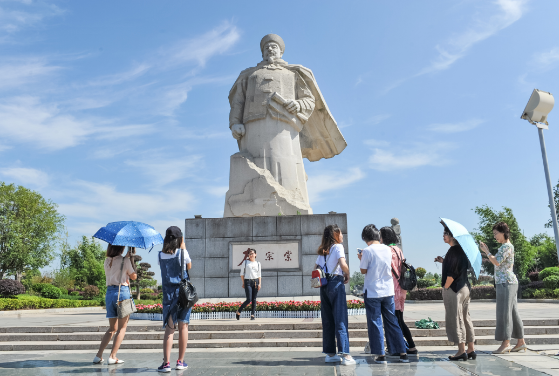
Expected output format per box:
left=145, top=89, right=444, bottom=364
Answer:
left=2, top=301, right=559, bottom=375
left=1, top=348, right=559, bottom=376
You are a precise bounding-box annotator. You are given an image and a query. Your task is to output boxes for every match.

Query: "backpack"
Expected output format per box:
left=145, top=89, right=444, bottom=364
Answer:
left=390, top=246, right=417, bottom=291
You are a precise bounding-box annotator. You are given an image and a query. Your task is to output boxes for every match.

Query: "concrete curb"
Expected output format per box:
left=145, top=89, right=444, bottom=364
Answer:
left=0, top=306, right=105, bottom=316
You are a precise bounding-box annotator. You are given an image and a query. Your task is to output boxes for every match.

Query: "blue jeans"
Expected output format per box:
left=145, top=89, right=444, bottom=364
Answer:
left=364, top=292, right=406, bottom=355
left=320, top=275, right=350, bottom=355
left=105, top=285, right=131, bottom=319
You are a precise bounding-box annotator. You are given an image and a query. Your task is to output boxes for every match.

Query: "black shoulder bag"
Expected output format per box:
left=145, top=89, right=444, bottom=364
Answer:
left=178, top=249, right=199, bottom=310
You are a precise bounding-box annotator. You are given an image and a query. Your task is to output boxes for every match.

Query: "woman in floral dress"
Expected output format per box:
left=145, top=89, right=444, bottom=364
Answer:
left=480, top=221, right=526, bottom=353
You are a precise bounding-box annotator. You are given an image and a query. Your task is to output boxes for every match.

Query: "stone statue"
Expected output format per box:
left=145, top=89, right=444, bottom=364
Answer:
left=391, top=218, right=402, bottom=250
left=224, top=34, right=346, bottom=217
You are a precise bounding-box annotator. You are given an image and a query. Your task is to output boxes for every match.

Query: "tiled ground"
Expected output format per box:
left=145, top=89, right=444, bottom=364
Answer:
left=1, top=349, right=559, bottom=376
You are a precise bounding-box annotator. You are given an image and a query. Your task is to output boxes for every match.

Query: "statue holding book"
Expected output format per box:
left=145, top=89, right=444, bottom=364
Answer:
left=224, top=34, right=347, bottom=217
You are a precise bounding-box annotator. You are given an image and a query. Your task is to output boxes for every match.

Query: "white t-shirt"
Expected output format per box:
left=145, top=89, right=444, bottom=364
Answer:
left=240, top=260, right=261, bottom=279
left=158, top=249, right=191, bottom=273
left=315, top=244, right=344, bottom=276
left=359, top=244, right=394, bottom=298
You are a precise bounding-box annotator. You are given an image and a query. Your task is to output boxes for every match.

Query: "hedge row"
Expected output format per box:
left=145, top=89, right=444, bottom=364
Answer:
left=408, top=286, right=496, bottom=300
left=0, top=297, right=103, bottom=311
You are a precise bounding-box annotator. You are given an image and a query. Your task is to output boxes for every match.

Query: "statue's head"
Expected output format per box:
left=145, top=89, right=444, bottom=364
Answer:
left=260, top=34, right=284, bottom=63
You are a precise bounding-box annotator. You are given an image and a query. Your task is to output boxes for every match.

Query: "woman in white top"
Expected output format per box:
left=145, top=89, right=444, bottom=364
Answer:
left=93, top=244, right=137, bottom=365
left=236, top=248, right=261, bottom=320
left=315, top=224, right=355, bottom=366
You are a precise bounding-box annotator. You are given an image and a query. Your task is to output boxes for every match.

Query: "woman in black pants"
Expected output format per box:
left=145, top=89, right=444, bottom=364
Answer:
left=380, top=227, right=417, bottom=355
left=236, top=248, right=261, bottom=320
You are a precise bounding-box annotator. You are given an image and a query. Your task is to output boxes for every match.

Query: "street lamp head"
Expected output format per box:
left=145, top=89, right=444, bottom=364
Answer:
left=521, top=89, right=554, bottom=128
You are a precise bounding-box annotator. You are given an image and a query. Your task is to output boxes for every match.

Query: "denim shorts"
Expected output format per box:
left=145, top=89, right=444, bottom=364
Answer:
left=105, top=285, right=131, bottom=319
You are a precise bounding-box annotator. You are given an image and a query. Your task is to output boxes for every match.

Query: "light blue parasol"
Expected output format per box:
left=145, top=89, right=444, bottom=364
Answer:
left=440, top=218, right=482, bottom=278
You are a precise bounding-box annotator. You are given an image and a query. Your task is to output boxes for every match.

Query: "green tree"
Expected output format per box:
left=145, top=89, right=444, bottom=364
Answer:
left=545, top=180, right=559, bottom=229
left=472, top=205, right=535, bottom=278
left=415, top=267, right=427, bottom=279
left=0, top=182, right=65, bottom=279
left=60, top=236, right=106, bottom=290
left=130, top=254, right=155, bottom=300
left=530, top=233, right=558, bottom=270
left=349, top=271, right=364, bottom=290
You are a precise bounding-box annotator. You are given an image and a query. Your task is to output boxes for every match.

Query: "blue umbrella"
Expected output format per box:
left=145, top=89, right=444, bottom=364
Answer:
left=93, top=221, right=164, bottom=250
left=440, top=218, right=482, bottom=278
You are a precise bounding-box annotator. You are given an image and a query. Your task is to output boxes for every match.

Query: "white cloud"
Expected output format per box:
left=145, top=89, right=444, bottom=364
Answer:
left=368, top=142, right=454, bottom=171
left=0, top=166, right=49, bottom=187
left=307, top=167, right=365, bottom=203
left=427, top=119, right=484, bottom=133
left=364, top=139, right=390, bottom=147
left=86, top=64, right=151, bottom=87
left=0, top=96, right=155, bottom=150
left=367, top=114, right=391, bottom=125
left=420, top=0, right=526, bottom=75
left=532, top=47, right=559, bottom=71
left=57, top=180, right=194, bottom=222
left=0, top=59, right=60, bottom=89
left=207, top=186, right=228, bottom=197
left=162, top=21, right=240, bottom=68
left=384, top=0, right=527, bottom=93
left=0, top=1, right=64, bottom=38
left=125, top=154, right=203, bottom=187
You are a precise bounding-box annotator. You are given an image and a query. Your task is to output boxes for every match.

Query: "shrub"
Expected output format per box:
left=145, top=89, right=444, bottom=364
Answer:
left=470, top=285, right=496, bottom=299
left=543, top=275, right=559, bottom=290
left=0, top=297, right=102, bottom=310
left=32, top=283, right=51, bottom=293
left=528, top=281, right=544, bottom=289
left=40, top=285, right=62, bottom=299
left=156, top=292, right=163, bottom=300
left=83, top=285, right=100, bottom=299
left=70, top=291, right=80, bottom=296
left=415, top=267, right=427, bottom=279
left=0, top=279, right=25, bottom=298
left=417, top=279, right=436, bottom=289
left=533, top=289, right=553, bottom=299
left=539, top=267, right=559, bottom=281
left=59, top=294, right=82, bottom=301
left=528, top=271, right=540, bottom=282
left=59, top=288, right=68, bottom=296
left=554, top=289, right=559, bottom=299
left=408, top=286, right=496, bottom=300
left=140, top=288, right=154, bottom=294
left=519, top=278, right=530, bottom=286
left=522, top=288, right=535, bottom=298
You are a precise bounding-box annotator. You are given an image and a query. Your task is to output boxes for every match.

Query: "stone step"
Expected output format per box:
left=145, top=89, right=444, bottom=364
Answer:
left=1, top=326, right=558, bottom=342
left=2, top=318, right=558, bottom=333
left=1, top=334, right=559, bottom=351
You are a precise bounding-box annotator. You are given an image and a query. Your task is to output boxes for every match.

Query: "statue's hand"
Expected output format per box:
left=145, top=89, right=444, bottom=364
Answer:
left=231, top=123, right=245, bottom=140
left=285, top=100, right=301, bottom=114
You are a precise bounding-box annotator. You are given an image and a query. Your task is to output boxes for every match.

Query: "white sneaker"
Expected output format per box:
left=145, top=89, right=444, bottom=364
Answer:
left=341, top=356, right=356, bottom=366
left=325, top=354, right=341, bottom=363
left=92, top=356, right=103, bottom=364
left=108, top=358, right=124, bottom=365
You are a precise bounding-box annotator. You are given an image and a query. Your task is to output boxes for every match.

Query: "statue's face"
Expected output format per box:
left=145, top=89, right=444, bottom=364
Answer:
left=262, top=42, right=282, bottom=61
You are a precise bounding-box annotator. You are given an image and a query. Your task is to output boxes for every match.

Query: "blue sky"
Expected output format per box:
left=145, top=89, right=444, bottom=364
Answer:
left=1, top=0, right=558, bottom=283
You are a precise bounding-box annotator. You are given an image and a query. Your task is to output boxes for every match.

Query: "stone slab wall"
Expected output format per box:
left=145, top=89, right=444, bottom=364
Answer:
left=184, top=214, right=350, bottom=298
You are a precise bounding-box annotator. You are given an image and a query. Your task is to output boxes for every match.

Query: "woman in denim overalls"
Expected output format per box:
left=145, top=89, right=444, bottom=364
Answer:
left=157, top=226, right=192, bottom=373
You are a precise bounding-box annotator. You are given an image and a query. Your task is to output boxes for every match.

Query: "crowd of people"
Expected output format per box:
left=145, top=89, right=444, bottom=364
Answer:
left=91, top=220, right=526, bottom=371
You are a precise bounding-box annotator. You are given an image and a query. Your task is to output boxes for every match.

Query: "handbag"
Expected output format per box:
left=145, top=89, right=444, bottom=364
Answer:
left=116, top=257, right=137, bottom=319
left=178, top=249, right=199, bottom=310
left=310, top=249, right=339, bottom=288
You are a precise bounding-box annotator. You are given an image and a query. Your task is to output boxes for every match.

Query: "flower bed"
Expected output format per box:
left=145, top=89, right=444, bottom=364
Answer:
left=132, top=300, right=366, bottom=320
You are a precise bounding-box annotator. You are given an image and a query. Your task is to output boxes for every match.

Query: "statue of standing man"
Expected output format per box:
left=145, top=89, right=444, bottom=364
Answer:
left=224, top=34, right=347, bottom=217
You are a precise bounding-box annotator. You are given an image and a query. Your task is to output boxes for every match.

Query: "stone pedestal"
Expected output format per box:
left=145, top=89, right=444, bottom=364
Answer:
left=184, top=214, right=349, bottom=298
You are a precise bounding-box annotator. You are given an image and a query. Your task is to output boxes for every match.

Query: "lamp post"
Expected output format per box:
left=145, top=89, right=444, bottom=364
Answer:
left=521, top=89, right=559, bottom=261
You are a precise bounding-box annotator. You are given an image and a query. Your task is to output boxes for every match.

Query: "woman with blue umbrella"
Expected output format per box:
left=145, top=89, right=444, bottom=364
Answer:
left=434, top=219, right=476, bottom=361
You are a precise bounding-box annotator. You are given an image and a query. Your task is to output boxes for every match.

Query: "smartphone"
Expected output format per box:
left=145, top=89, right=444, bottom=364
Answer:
left=357, top=248, right=363, bottom=254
